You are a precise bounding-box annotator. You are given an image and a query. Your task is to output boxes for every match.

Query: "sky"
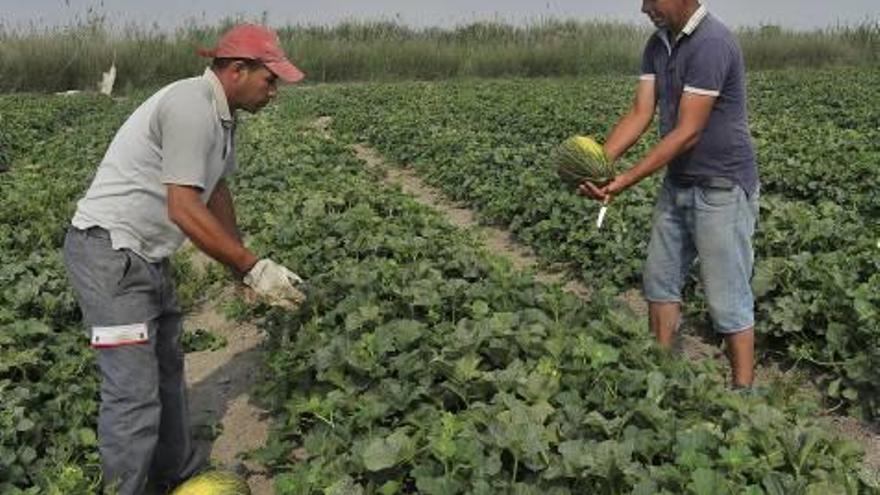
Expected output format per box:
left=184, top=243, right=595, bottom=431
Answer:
left=1, top=0, right=878, bottom=32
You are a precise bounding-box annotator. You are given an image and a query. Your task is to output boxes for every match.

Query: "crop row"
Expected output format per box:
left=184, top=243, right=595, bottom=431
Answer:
left=0, top=94, right=136, bottom=493
left=234, top=105, right=872, bottom=493
left=293, top=70, right=880, bottom=418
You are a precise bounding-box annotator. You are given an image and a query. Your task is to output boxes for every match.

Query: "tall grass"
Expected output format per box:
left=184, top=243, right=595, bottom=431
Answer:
left=0, top=16, right=877, bottom=93
left=739, top=23, right=880, bottom=69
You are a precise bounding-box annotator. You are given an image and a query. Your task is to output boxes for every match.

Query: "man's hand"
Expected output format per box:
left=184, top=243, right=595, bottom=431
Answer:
left=600, top=175, right=631, bottom=198
left=577, top=180, right=607, bottom=201
left=577, top=174, right=630, bottom=203
left=242, top=259, right=307, bottom=309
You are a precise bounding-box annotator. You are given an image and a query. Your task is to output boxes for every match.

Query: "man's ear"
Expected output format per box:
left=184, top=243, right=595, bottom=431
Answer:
left=230, top=60, right=249, bottom=79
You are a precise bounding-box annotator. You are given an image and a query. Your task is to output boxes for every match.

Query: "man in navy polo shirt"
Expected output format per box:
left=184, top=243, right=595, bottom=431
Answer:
left=580, top=0, right=759, bottom=388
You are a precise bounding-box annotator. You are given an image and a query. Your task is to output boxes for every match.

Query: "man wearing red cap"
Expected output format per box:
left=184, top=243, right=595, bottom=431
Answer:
left=62, top=24, right=305, bottom=494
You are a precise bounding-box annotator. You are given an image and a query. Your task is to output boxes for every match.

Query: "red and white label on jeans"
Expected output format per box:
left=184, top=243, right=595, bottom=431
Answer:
left=91, top=323, right=149, bottom=348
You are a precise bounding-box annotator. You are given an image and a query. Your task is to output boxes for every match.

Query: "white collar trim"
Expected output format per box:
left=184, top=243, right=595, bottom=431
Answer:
left=681, top=4, right=708, bottom=37
left=657, top=4, right=708, bottom=53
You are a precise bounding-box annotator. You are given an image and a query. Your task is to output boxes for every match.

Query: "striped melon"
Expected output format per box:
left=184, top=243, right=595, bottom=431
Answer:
left=554, top=135, right=615, bottom=187
left=171, top=471, right=251, bottom=495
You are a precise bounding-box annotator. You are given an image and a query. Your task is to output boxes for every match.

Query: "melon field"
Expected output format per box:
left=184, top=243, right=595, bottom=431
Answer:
left=1, top=68, right=878, bottom=494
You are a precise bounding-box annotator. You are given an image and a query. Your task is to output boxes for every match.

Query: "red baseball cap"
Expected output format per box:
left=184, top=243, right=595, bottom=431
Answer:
left=199, top=24, right=305, bottom=83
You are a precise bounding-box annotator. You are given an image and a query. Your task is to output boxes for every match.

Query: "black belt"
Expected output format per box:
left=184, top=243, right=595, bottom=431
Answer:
left=669, top=175, right=737, bottom=190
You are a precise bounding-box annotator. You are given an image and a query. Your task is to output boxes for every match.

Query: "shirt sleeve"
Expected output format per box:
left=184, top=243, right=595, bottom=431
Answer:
left=640, top=39, right=656, bottom=81
left=682, top=38, right=732, bottom=97
left=157, top=89, right=216, bottom=190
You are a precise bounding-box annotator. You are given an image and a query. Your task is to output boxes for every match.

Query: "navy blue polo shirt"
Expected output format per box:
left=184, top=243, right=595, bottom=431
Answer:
left=640, top=8, right=758, bottom=196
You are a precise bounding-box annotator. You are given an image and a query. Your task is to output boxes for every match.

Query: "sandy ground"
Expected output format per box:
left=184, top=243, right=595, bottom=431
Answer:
left=182, top=250, right=273, bottom=495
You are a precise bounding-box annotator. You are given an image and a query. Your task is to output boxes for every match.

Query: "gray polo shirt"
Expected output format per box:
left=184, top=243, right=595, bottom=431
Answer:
left=640, top=6, right=758, bottom=195
left=72, top=68, right=237, bottom=262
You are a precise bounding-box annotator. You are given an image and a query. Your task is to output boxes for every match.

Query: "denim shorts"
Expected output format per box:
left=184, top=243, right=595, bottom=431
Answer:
left=643, top=179, right=759, bottom=334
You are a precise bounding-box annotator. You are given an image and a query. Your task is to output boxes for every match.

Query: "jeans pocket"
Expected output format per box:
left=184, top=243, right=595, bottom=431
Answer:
left=653, top=181, right=676, bottom=219
left=696, top=186, right=739, bottom=209
left=115, top=249, right=151, bottom=296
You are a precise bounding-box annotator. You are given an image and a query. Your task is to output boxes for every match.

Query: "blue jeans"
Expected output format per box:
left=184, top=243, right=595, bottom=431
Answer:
left=643, top=180, right=759, bottom=334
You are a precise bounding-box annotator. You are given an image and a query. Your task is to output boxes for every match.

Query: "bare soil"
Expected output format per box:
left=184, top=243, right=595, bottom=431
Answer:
left=182, top=249, right=273, bottom=495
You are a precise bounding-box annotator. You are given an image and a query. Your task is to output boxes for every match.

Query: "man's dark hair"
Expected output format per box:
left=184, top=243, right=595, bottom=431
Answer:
left=211, top=58, right=265, bottom=71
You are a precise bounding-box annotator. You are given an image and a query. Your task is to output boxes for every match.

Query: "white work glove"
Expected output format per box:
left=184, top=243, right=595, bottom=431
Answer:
left=242, top=259, right=306, bottom=309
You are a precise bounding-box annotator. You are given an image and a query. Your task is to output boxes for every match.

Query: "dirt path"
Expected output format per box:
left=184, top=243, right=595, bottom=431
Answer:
left=350, top=143, right=593, bottom=301
left=349, top=142, right=721, bottom=361
left=182, top=249, right=273, bottom=495
left=306, top=117, right=880, bottom=481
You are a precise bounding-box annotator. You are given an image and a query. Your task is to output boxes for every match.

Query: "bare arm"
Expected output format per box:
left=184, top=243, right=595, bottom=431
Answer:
left=592, top=91, right=717, bottom=201
left=206, top=179, right=242, bottom=241
left=167, top=183, right=258, bottom=276
left=603, top=79, right=658, bottom=162
left=579, top=79, right=656, bottom=199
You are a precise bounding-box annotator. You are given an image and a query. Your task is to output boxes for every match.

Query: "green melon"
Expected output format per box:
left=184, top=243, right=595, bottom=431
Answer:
left=171, top=470, right=251, bottom=495
left=554, top=135, right=616, bottom=187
